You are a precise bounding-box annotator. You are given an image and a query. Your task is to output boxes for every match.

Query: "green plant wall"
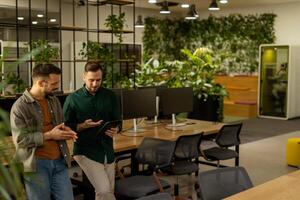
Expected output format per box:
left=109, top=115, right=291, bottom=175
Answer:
left=143, top=13, right=276, bottom=74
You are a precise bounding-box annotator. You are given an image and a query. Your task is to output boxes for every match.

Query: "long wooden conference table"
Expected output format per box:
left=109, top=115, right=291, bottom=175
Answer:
left=1, top=119, right=224, bottom=168
left=225, top=170, right=300, bottom=200
left=115, top=118, right=223, bottom=152
left=77, top=118, right=224, bottom=174
left=1, top=119, right=224, bottom=198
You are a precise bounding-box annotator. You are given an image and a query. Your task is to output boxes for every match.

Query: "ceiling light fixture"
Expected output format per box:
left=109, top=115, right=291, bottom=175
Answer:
left=135, top=15, right=144, bottom=28
left=50, top=18, right=57, bottom=22
left=219, top=0, right=228, bottom=4
left=185, top=4, right=197, bottom=20
left=17, top=16, right=24, bottom=20
left=148, top=0, right=157, bottom=3
left=209, top=0, right=220, bottom=11
left=156, top=1, right=178, bottom=14
left=160, top=1, right=171, bottom=14
left=37, top=14, right=44, bottom=18
left=181, top=4, right=189, bottom=8
left=32, top=21, right=38, bottom=24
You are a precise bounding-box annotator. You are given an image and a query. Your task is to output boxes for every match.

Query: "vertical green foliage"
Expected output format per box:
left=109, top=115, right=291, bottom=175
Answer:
left=143, top=13, right=276, bottom=74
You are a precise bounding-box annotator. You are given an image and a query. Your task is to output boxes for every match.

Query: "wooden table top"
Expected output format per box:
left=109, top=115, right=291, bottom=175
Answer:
left=113, top=118, right=224, bottom=153
left=225, top=170, right=300, bottom=200
left=1, top=119, right=224, bottom=164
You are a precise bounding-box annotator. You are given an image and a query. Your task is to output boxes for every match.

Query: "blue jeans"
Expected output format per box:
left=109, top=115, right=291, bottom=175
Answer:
left=24, top=158, right=74, bottom=200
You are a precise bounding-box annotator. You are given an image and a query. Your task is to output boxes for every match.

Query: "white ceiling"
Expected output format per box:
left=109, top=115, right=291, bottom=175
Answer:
left=135, top=0, right=300, bottom=11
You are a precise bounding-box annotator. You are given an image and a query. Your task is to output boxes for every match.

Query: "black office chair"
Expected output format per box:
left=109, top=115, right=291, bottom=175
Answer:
left=115, top=137, right=176, bottom=199
left=197, top=166, right=253, bottom=200
left=200, top=123, right=242, bottom=167
left=136, top=192, right=172, bottom=200
left=162, top=132, right=203, bottom=196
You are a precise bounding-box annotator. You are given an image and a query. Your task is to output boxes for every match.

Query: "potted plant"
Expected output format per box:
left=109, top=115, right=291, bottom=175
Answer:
left=178, top=48, right=227, bottom=121
left=79, top=40, right=111, bottom=62
left=2, top=72, right=26, bottom=95
left=0, top=52, right=27, bottom=96
left=29, top=39, right=59, bottom=65
left=131, top=47, right=227, bottom=121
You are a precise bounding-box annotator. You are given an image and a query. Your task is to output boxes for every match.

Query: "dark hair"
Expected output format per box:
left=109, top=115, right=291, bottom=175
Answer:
left=84, top=61, right=103, bottom=73
left=32, top=63, right=61, bottom=79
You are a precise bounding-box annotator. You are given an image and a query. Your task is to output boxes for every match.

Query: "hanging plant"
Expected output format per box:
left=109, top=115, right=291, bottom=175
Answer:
left=104, top=12, right=126, bottom=44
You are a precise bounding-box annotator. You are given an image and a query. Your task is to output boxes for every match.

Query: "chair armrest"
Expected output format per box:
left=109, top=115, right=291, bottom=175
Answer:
left=199, top=146, right=209, bottom=161
left=115, top=154, right=132, bottom=179
left=115, top=162, right=125, bottom=179
left=152, top=171, right=164, bottom=193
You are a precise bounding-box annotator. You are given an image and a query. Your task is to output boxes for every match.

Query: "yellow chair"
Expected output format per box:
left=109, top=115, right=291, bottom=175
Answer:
left=286, top=138, right=300, bottom=167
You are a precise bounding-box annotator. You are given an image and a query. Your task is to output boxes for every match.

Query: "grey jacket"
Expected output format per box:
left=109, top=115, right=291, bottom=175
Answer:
left=10, top=89, right=71, bottom=172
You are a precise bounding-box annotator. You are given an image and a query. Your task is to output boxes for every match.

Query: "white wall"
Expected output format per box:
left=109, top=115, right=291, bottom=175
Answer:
left=198, top=1, right=300, bottom=46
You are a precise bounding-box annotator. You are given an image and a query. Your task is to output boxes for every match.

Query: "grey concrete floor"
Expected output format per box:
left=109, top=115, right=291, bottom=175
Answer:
left=160, top=131, right=300, bottom=199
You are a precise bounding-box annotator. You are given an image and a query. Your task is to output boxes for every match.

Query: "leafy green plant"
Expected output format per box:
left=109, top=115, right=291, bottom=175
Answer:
left=129, top=48, right=227, bottom=121
left=0, top=108, right=25, bottom=200
left=104, top=12, right=126, bottom=44
left=132, top=48, right=227, bottom=99
left=2, top=72, right=26, bottom=95
left=79, top=41, right=111, bottom=62
left=0, top=53, right=26, bottom=95
left=29, top=39, right=59, bottom=65
left=79, top=41, right=130, bottom=88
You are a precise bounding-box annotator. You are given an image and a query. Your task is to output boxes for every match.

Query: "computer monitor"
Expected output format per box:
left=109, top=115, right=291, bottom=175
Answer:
left=110, top=88, right=123, bottom=131
left=160, top=87, right=194, bottom=127
left=122, top=88, right=156, bottom=133
left=110, top=88, right=123, bottom=112
left=137, top=85, right=167, bottom=123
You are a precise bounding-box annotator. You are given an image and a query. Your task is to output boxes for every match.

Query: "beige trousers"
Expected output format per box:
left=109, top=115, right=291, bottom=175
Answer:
left=73, top=155, right=116, bottom=200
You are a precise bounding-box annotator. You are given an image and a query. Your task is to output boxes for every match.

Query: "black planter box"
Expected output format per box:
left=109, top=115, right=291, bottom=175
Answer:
left=188, top=95, right=222, bottom=122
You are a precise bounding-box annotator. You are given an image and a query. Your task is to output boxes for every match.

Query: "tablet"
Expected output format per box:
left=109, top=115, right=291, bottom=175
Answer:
left=97, top=120, right=122, bottom=135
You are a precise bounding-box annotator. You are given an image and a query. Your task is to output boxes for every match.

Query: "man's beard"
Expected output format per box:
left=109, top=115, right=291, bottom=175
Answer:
left=45, top=88, right=59, bottom=96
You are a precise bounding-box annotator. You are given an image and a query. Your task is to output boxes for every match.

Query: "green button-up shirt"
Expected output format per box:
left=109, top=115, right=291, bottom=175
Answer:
left=63, top=86, right=121, bottom=164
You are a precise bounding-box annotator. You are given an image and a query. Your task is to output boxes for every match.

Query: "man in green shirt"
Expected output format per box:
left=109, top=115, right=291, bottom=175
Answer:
left=63, top=62, right=121, bottom=200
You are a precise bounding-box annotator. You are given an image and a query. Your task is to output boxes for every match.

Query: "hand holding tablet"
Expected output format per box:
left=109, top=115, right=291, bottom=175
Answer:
left=97, top=120, right=122, bottom=136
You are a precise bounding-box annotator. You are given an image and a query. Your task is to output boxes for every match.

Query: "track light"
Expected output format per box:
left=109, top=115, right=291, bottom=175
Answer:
left=209, top=0, right=220, bottom=11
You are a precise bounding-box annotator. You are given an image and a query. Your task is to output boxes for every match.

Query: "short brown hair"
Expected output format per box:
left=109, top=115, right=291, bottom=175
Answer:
left=32, top=63, right=61, bottom=79
left=84, top=61, right=103, bottom=73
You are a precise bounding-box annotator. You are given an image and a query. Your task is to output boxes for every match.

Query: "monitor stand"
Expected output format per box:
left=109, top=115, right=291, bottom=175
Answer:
left=166, top=114, right=186, bottom=127
left=145, top=115, right=160, bottom=124
left=145, top=96, right=161, bottom=125
left=128, top=118, right=146, bottom=133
